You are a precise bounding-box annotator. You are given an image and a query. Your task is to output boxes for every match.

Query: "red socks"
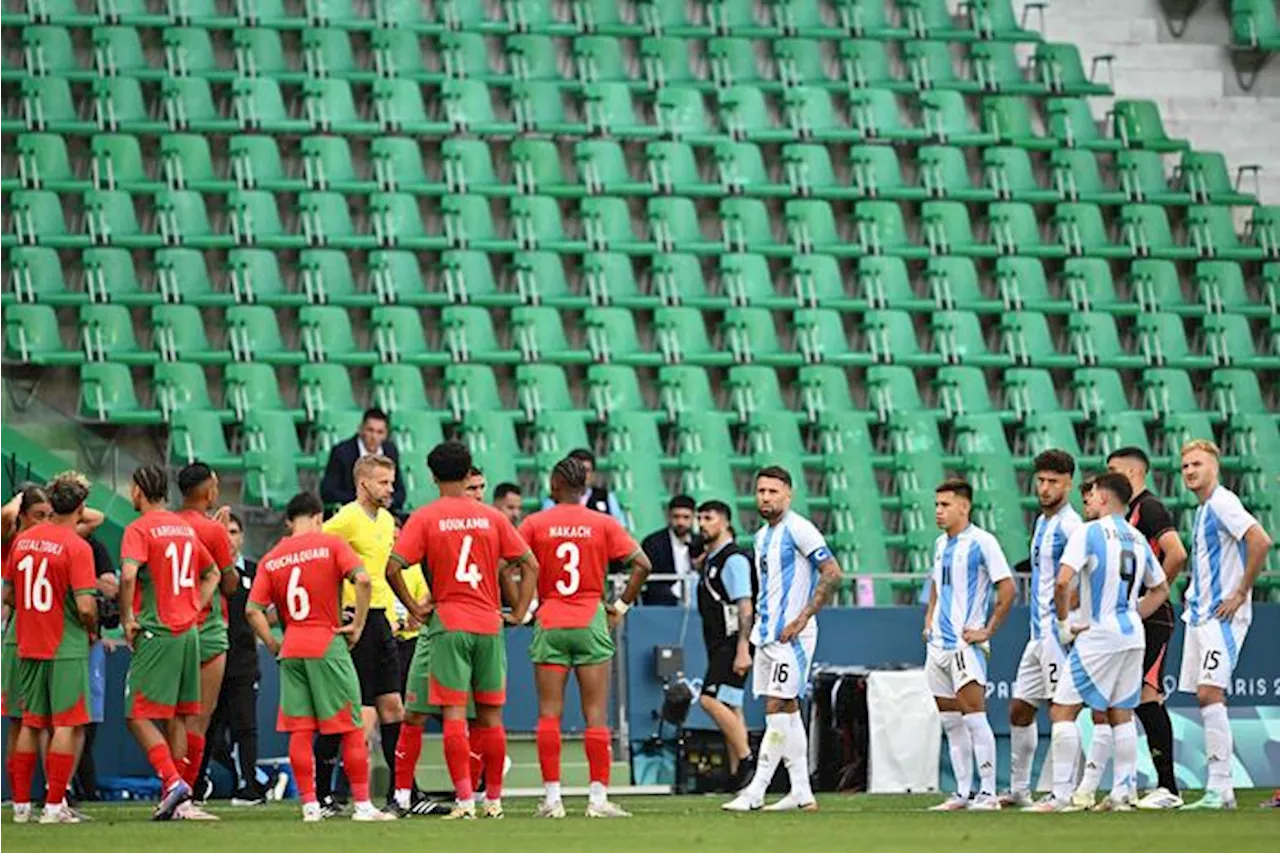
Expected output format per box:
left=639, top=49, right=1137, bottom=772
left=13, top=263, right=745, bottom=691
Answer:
left=480, top=725, right=507, bottom=801
left=44, top=750, right=75, bottom=807
left=341, top=730, right=370, bottom=802
left=10, top=751, right=37, bottom=804
left=584, top=727, right=612, bottom=786
left=442, top=719, right=473, bottom=801
left=468, top=726, right=485, bottom=792
left=146, top=743, right=181, bottom=788
left=288, top=731, right=317, bottom=803
left=395, top=724, right=423, bottom=791
left=536, top=716, right=562, bottom=784
left=181, top=732, right=206, bottom=788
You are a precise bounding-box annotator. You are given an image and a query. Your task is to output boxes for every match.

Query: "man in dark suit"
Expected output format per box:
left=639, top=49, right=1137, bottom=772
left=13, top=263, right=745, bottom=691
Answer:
left=320, top=408, right=406, bottom=513
left=640, top=495, right=698, bottom=606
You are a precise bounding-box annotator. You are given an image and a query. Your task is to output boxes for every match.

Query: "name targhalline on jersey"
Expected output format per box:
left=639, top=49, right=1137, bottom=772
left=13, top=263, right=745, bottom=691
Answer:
left=1029, top=507, right=1082, bottom=640
left=752, top=512, right=833, bottom=645
left=1185, top=486, right=1259, bottom=626
left=927, top=525, right=1012, bottom=651
left=1062, top=514, right=1164, bottom=648
left=121, top=511, right=216, bottom=635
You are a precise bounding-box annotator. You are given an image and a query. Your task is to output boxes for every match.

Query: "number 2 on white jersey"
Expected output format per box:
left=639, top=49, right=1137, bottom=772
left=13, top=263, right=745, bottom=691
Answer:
left=455, top=534, right=482, bottom=590
left=164, top=541, right=195, bottom=595
left=555, top=541, right=581, bottom=596
left=16, top=555, right=54, bottom=613
left=286, top=566, right=311, bottom=620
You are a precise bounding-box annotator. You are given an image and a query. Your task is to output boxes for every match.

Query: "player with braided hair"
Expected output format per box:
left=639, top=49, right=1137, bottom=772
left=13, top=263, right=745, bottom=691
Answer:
left=520, top=455, right=652, bottom=819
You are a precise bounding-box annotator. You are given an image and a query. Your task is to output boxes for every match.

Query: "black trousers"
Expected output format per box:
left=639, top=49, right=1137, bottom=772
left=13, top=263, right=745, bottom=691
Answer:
left=197, top=672, right=262, bottom=796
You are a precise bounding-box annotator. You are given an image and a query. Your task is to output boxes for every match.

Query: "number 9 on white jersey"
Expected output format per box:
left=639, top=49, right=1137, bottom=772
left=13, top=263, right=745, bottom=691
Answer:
left=752, top=636, right=816, bottom=701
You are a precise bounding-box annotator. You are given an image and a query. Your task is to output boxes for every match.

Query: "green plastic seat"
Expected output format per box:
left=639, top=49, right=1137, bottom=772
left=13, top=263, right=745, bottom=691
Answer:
left=585, top=252, right=654, bottom=308
left=6, top=247, right=85, bottom=306
left=723, top=141, right=791, bottom=196
left=784, top=86, right=861, bottom=142
left=306, top=136, right=378, bottom=194
left=969, top=42, right=1043, bottom=94
left=19, top=78, right=94, bottom=134
left=1202, top=314, right=1271, bottom=369
left=849, top=88, right=925, bottom=142
left=576, top=140, right=648, bottom=195
left=1176, top=151, right=1258, bottom=206
left=707, top=37, right=768, bottom=90
left=298, top=305, right=377, bottom=366
left=436, top=250, right=503, bottom=307
left=834, top=0, right=909, bottom=38
left=838, top=39, right=908, bottom=92
left=1069, top=312, right=1144, bottom=369
left=1120, top=203, right=1196, bottom=260
left=158, top=78, right=233, bottom=133
left=222, top=362, right=294, bottom=422
left=232, top=28, right=302, bottom=82
left=786, top=200, right=860, bottom=256
left=1002, top=367, right=1067, bottom=421
left=846, top=144, right=920, bottom=201
left=903, top=39, right=978, bottom=92
left=932, top=309, right=1010, bottom=367
left=76, top=304, right=152, bottom=364
left=1194, top=260, right=1265, bottom=317
left=985, top=201, right=1061, bottom=258
left=726, top=365, right=791, bottom=421
left=1232, top=0, right=1280, bottom=49
left=1054, top=202, right=1128, bottom=258
left=857, top=255, right=929, bottom=311
left=866, top=364, right=926, bottom=420
left=638, top=35, right=702, bottom=89
left=151, top=248, right=224, bottom=306
left=964, top=0, right=1045, bottom=42
left=369, top=78, right=443, bottom=135
left=1251, top=205, right=1280, bottom=258
left=441, top=139, right=510, bottom=197
left=1071, top=367, right=1133, bottom=420
left=17, top=133, right=86, bottom=192
left=772, top=37, right=837, bottom=88
left=1112, top=100, right=1188, bottom=151
left=855, top=200, right=927, bottom=259
left=724, top=307, right=803, bottom=367
left=301, top=79, right=376, bottom=134
left=1050, top=149, right=1125, bottom=205
left=921, top=200, right=997, bottom=257
left=226, top=190, right=305, bottom=249
left=1001, top=310, right=1076, bottom=368
left=9, top=190, right=85, bottom=248
left=297, top=363, right=360, bottom=421
left=223, top=135, right=296, bottom=193
left=994, top=256, right=1069, bottom=312
left=718, top=85, right=792, bottom=143
left=503, top=34, right=562, bottom=84
left=83, top=189, right=162, bottom=248
left=652, top=86, right=717, bottom=142
left=723, top=253, right=796, bottom=308
left=371, top=364, right=431, bottom=417
left=584, top=307, right=662, bottom=367
left=4, top=304, right=82, bottom=365
left=151, top=304, right=228, bottom=364
left=512, top=306, right=592, bottom=365
left=658, top=366, right=718, bottom=421
left=1061, top=257, right=1128, bottom=316
left=298, top=192, right=374, bottom=249
left=510, top=82, right=584, bottom=135
left=368, top=193, right=443, bottom=251
left=1211, top=369, right=1269, bottom=420
left=1139, top=368, right=1201, bottom=419
left=80, top=247, right=154, bottom=305
left=369, top=306, right=446, bottom=367
left=24, top=25, right=93, bottom=79
left=1129, top=259, right=1195, bottom=316
left=1188, top=205, right=1263, bottom=261
left=654, top=307, right=733, bottom=366
left=1116, top=150, right=1189, bottom=206
left=914, top=145, right=985, bottom=201
left=223, top=248, right=296, bottom=306
left=442, top=364, right=506, bottom=420
left=935, top=365, right=1002, bottom=420
left=225, top=304, right=303, bottom=365
left=1033, top=42, right=1110, bottom=96
left=444, top=305, right=523, bottom=364
left=170, top=410, right=241, bottom=469
left=926, top=256, right=1000, bottom=313
left=151, top=362, right=220, bottom=421
left=586, top=365, right=647, bottom=419
left=460, top=412, right=527, bottom=484
left=515, top=363, right=582, bottom=421
left=981, top=146, right=1053, bottom=203
left=510, top=139, right=579, bottom=197
left=162, top=25, right=235, bottom=80
left=1045, top=97, right=1120, bottom=151
left=921, top=90, right=995, bottom=146
left=512, top=251, right=583, bottom=308
left=901, top=0, right=976, bottom=41
left=865, top=309, right=940, bottom=367
left=245, top=410, right=314, bottom=472
left=156, top=134, right=228, bottom=194
left=649, top=197, right=721, bottom=255
left=799, top=366, right=858, bottom=421
left=584, top=83, right=659, bottom=139
left=1134, top=312, right=1214, bottom=370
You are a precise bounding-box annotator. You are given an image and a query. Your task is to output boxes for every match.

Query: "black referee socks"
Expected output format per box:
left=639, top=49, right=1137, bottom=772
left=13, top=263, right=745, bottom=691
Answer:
left=1136, top=701, right=1179, bottom=795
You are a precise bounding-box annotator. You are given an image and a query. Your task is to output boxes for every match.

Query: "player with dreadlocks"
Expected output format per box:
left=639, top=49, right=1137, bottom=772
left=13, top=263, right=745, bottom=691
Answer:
left=519, top=456, right=652, bottom=819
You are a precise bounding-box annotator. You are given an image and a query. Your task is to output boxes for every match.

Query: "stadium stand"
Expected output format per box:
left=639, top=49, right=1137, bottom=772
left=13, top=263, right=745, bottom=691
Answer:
left=2, top=0, right=1277, bottom=605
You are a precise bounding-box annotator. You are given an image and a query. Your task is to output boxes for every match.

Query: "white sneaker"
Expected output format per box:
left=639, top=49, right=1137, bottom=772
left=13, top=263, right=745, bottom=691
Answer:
left=302, top=802, right=323, bottom=823
left=585, top=800, right=632, bottom=818
left=352, top=802, right=396, bottom=822
left=175, top=801, right=220, bottom=821
left=929, top=794, right=970, bottom=812
left=534, top=799, right=566, bottom=819
left=1064, top=790, right=1095, bottom=812
left=722, top=793, right=763, bottom=812
left=1023, top=797, right=1067, bottom=813
left=13, top=804, right=31, bottom=824
left=482, top=800, right=504, bottom=819
left=999, top=790, right=1033, bottom=808
left=441, top=802, right=476, bottom=820
left=1093, top=794, right=1133, bottom=812
left=968, top=794, right=1001, bottom=811
left=39, top=804, right=81, bottom=824
left=762, top=793, right=818, bottom=812
left=1136, top=787, right=1184, bottom=810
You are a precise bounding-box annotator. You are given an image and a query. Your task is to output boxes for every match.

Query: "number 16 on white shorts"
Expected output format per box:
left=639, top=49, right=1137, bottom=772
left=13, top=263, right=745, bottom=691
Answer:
left=753, top=636, right=816, bottom=700
left=1179, top=619, right=1249, bottom=692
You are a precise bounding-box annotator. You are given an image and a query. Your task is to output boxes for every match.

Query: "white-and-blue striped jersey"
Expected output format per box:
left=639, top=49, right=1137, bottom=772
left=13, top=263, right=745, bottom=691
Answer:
left=1185, top=485, right=1259, bottom=627
left=927, top=525, right=1012, bottom=651
left=1029, top=506, right=1083, bottom=640
left=1060, top=514, right=1165, bottom=650
left=752, top=511, right=834, bottom=644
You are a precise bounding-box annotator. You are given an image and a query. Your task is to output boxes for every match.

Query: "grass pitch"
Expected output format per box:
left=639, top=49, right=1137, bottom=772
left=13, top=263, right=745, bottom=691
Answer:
left=4, top=792, right=1276, bottom=853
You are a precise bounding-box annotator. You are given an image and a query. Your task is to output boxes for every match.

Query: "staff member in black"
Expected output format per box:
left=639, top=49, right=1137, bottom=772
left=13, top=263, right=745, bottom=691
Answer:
left=196, top=513, right=270, bottom=805
left=1106, top=447, right=1188, bottom=810
left=693, top=500, right=756, bottom=791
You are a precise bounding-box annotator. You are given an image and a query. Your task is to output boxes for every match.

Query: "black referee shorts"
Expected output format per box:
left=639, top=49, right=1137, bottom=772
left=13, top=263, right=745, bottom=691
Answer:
left=349, top=609, right=401, bottom=706
left=702, top=639, right=749, bottom=709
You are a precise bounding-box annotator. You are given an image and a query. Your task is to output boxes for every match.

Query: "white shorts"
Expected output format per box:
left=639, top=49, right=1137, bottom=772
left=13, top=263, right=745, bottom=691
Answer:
left=1012, top=637, right=1067, bottom=705
left=752, top=635, right=816, bottom=700
left=925, top=644, right=987, bottom=699
left=1178, top=619, right=1250, bottom=693
left=1053, top=637, right=1142, bottom=712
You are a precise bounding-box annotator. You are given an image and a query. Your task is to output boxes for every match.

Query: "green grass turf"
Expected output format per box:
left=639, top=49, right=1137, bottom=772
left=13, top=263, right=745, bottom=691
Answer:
left=4, top=792, right=1277, bottom=853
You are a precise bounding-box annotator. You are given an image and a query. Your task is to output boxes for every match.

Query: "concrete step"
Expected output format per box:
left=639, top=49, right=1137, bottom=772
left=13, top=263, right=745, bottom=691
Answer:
left=1043, top=16, right=1161, bottom=45
left=1070, top=42, right=1227, bottom=71
left=1105, top=67, right=1226, bottom=98
left=1148, top=96, right=1280, bottom=121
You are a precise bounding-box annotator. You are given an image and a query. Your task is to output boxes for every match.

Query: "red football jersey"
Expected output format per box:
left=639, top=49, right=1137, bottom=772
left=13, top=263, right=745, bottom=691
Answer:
left=520, top=504, right=639, bottom=629
left=176, top=508, right=234, bottom=625
left=393, top=497, right=529, bottom=635
left=120, top=510, right=216, bottom=635
left=3, top=523, right=96, bottom=659
left=249, top=531, right=363, bottom=659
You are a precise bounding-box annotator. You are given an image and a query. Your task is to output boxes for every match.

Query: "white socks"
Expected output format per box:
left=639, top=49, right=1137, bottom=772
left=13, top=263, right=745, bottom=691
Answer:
left=939, top=711, right=973, bottom=799
left=1201, top=703, right=1233, bottom=796
left=1110, top=721, right=1137, bottom=801
left=1050, top=720, right=1081, bottom=803
left=587, top=781, right=606, bottom=807
left=745, top=712, right=789, bottom=801
left=963, top=713, right=997, bottom=799
left=1009, top=722, right=1038, bottom=795
left=781, top=711, right=813, bottom=803
left=544, top=781, right=562, bottom=804
left=1078, top=723, right=1112, bottom=795
left=394, top=788, right=411, bottom=809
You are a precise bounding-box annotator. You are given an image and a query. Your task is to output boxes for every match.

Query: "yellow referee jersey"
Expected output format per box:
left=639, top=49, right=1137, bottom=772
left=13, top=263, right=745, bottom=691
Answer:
left=392, top=564, right=429, bottom=640
left=323, top=501, right=396, bottom=611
